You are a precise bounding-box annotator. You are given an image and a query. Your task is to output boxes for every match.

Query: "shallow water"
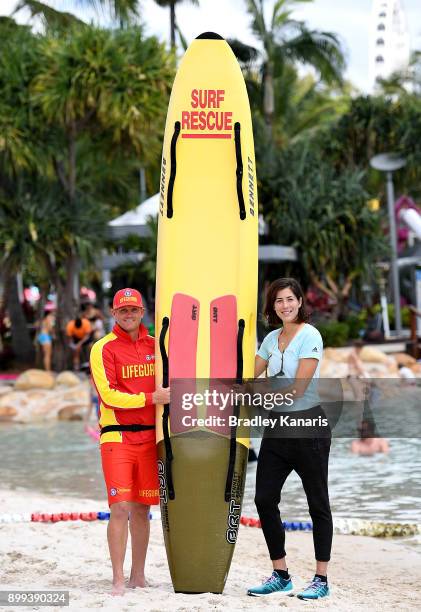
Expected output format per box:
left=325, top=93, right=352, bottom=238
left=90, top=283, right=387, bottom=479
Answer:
left=1, top=421, right=420, bottom=527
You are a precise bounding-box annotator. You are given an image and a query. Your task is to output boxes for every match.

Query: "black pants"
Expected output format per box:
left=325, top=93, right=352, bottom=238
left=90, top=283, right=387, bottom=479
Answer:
left=255, top=435, right=332, bottom=562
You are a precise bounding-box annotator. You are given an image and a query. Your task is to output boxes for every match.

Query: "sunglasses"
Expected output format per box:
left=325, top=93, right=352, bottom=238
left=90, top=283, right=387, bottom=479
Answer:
left=267, top=349, right=285, bottom=378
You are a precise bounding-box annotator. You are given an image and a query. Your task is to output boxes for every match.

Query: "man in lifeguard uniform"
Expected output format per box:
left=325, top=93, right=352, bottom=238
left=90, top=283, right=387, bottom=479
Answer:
left=90, top=288, right=170, bottom=596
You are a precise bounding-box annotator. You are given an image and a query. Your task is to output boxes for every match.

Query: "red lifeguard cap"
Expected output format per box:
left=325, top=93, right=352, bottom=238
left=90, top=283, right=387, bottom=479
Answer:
left=112, top=288, right=143, bottom=310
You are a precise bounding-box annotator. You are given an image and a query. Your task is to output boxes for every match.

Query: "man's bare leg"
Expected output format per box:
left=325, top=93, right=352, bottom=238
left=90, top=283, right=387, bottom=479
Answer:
left=108, top=501, right=130, bottom=596
left=128, top=503, right=150, bottom=588
left=43, top=343, right=52, bottom=371
left=73, top=344, right=81, bottom=370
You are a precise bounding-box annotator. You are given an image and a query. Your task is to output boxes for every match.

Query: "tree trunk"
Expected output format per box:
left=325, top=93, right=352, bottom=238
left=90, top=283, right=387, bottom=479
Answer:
left=53, top=278, right=71, bottom=372
left=68, top=120, right=77, bottom=204
left=170, top=2, right=176, bottom=51
left=263, top=63, right=275, bottom=136
left=311, top=273, right=355, bottom=320
left=4, top=269, right=35, bottom=364
left=53, top=252, right=79, bottom=371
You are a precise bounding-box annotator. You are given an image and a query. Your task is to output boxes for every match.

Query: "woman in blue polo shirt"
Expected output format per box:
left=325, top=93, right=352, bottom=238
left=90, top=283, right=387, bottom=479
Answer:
left=247, top=278, right=332, bottom=601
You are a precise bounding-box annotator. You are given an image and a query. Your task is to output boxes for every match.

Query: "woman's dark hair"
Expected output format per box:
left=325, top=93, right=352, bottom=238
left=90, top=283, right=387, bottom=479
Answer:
left=75, top=317, right=82, bottom=328
left=263, top=278, right=309, bottom=326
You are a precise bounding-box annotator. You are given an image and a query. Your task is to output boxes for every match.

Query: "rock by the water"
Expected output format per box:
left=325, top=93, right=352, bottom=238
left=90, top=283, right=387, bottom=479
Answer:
left=360, top=346, right=390, bottom=364
left=56, top=371, right=81, bottom=387
left=15, top=369, right=55, bottom=390
left=392, top=352, right=417, bottom=367
left=58, top=404, right=86, bottom=420
left=0, top=381, right=90, bottom=423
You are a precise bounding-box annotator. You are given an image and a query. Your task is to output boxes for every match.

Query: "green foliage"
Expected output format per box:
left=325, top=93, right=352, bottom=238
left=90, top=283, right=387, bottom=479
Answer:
left=0, top=20, right=44, bottom=176
left=0, top=17, right=174, bottom=364
left=32, top=25, right=174, bottom=163
left=377, top=51, right=421, bottom=98
left=14, top=0, right=139, bottom=28
left=14, top=0, right=85, bottom=28
left=344, top=312, right=365, bottom=340
left=264, top=142, right=389, bottom=286
left=369, top=304, right=411, bottom=329
left=316, top=320, right=349, bottom=347
left=315, top=95, right=421, bottom=200
left=232, top=0, right=346, bottom=136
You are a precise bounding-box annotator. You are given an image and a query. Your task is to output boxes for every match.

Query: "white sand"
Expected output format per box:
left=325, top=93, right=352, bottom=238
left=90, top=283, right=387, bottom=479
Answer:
left=0, top=489, right=420, bottom=611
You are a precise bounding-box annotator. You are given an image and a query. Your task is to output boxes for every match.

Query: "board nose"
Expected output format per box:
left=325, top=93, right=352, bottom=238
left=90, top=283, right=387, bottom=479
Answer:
left=196, top=32, right=224, bottom=40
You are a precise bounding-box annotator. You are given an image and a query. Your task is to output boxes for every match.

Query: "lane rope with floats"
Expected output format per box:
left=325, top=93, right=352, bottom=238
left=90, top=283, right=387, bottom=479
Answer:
left=1, top=512, right=419, bottom=537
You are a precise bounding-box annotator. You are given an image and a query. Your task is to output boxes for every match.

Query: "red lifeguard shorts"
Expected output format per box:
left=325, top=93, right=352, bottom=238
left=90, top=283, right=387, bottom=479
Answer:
left=100, top=441, right=159, bottom=506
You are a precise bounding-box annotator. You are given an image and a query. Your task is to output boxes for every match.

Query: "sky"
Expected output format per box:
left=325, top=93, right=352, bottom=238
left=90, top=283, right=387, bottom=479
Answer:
left=2, top=0, right=421, bottom=92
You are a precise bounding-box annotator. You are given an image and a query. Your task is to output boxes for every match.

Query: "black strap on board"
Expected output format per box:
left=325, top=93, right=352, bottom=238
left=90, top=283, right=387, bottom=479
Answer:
left=224, top=318, right=245, bottom=502
left=166, top=122, right=181, bottom=219
left=234, top=122, right=246, bottom=221
left=159, top=316, right=175, bottom=500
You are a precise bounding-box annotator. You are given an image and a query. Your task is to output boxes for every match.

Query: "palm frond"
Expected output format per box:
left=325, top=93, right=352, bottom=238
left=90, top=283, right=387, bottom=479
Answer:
left=175, top=21, right=189, bottom=52
left=102, top=0, right=139, bottom=24
left=154, top=0, right=199, bottom=6
left=284, top=26, right=345, bottom=85
left=245, top=0, right=267, bottom=42
left=227, top=38, right=259, bottom=65
left=271, top=0, right=313, bottom=30
left=14, top=0, right=85, bottom=28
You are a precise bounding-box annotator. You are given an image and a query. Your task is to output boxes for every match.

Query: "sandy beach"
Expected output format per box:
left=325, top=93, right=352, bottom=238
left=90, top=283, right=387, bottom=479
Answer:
left=0, top=489, right=420, bottom=611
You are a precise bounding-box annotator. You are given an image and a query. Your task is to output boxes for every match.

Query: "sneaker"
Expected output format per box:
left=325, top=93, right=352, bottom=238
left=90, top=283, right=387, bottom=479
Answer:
left=296, top=576, right=330, bottom=600
left=247, top=571, right=293, bottom=597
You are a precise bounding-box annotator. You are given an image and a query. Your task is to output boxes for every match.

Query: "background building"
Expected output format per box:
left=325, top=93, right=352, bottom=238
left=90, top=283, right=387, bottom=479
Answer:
left=369, top=0, right=411, bottom=91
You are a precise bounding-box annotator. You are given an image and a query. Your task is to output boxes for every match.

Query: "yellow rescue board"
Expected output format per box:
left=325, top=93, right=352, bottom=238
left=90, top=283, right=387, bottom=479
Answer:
left=155, top=32, right=258, bottom=594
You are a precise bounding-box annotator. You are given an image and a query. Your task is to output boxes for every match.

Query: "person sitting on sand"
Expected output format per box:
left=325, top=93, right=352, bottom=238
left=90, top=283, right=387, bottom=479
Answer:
left=351, top=419, right=389, bottom=455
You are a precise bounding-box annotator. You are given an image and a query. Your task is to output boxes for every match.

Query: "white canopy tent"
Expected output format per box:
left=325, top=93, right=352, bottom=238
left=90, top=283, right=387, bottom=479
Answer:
left=107, top=193, right=297, bottom=264
left=108, top=193, right=160, bottom=239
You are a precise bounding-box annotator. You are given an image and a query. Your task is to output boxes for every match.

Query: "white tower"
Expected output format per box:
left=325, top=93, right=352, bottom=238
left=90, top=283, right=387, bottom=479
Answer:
left=369, top=0, right=410, bottom=91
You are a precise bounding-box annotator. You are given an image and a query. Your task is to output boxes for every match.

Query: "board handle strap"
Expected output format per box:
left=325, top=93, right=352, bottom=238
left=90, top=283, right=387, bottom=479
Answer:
left=159, top=316, right=175, bottom=500
left=167, top=121, right=181, bottom=219
left=234, top=123, right=246, bottom=221
left=224, top=318, right=245, bottom=502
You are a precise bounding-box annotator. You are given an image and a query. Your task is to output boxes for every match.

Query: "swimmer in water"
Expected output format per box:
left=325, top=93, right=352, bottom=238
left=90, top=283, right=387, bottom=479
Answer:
left=351, top=419, right=389, bottom=455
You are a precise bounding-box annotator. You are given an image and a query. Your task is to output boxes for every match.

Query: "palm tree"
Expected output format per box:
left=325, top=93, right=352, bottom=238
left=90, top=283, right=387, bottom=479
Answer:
left=153, top=0, right=199, bottom=51
left=265, top=142, right=389, bottom=318
left=230, top=0, right=345, bottom=135
left=1, top=19, right=174, bottom=366
left=14, top=0, right=139, bottom=28
left=0, top=19, right=43, bottom=362
left=249, top=63, right=352, bottom=151
left=0, top=192, right=38, bottom=363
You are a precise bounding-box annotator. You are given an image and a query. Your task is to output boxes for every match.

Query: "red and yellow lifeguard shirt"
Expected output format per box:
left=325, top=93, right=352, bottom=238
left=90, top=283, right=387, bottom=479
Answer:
left=90, top=323, right=155, bottom=444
